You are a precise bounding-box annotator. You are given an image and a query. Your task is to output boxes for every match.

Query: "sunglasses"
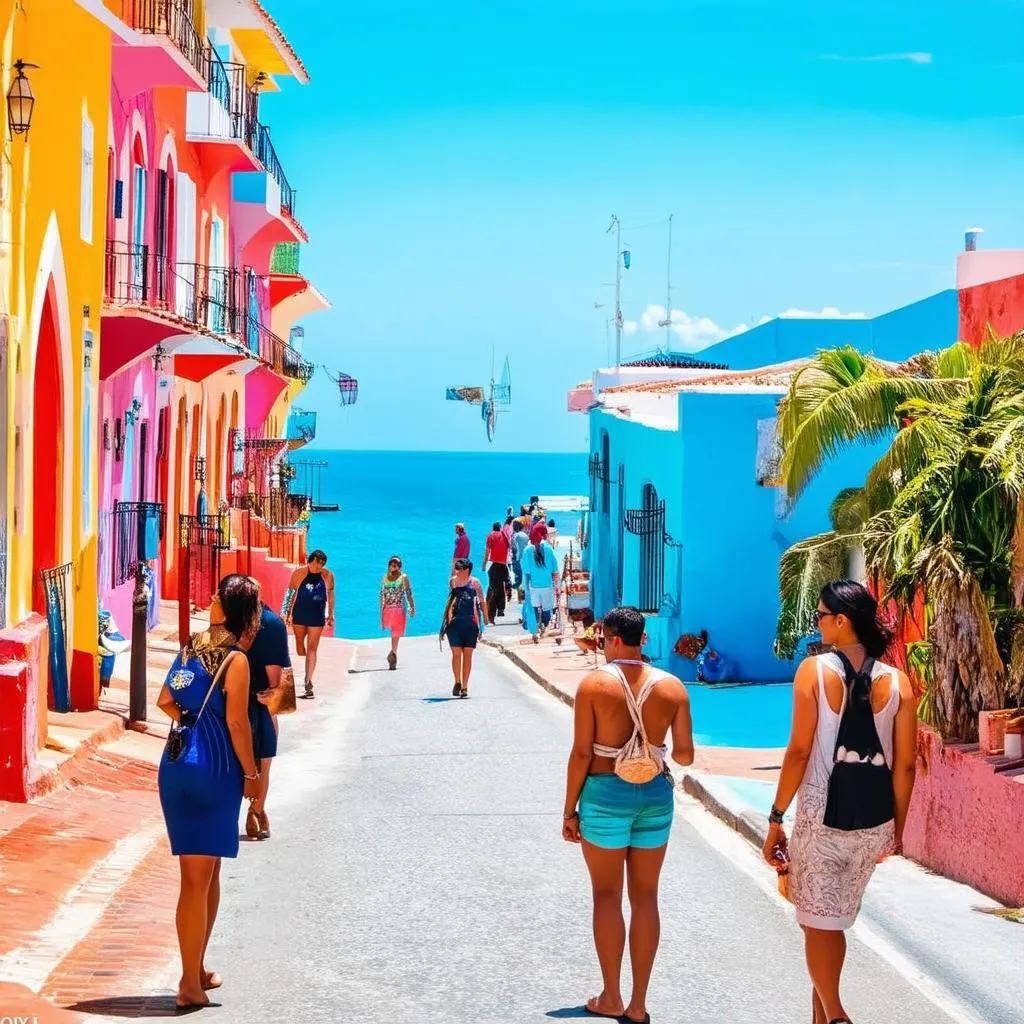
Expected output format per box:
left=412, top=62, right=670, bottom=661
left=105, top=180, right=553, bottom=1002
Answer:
left=811, top=609, right=837, bottom=628
left=390, top=560, right=402, bottom=568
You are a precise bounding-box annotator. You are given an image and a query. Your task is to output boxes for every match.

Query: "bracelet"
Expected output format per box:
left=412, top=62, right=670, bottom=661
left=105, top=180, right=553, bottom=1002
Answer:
left=245, top=772, right=260, bottom=781
left=563, top=810, right=579, bottom=820
left=768, top=805, right=785, bottom=825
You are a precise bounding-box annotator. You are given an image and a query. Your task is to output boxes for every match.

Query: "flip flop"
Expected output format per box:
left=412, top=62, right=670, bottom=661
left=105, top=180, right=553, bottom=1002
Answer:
left=584, top=998, right=623, bottom=1019
left=619, top=1016, right=650, bottom=1024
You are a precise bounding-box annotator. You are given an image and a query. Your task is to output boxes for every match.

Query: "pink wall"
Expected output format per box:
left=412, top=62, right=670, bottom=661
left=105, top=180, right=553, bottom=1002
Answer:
left=98, top=360, right=162, bottom=632
left=905, top=727, right=1024, bottom=906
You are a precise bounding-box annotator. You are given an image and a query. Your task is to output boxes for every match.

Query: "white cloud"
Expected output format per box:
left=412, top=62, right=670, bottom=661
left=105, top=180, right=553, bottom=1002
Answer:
left=621, top=303, right=868, bottom=353
left=821, top=52, right=933, bottom=65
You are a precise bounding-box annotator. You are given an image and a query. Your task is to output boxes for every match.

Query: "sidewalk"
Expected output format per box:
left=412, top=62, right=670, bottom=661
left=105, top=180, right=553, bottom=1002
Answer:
left=0, top=630, right=359, bottom=1020
left=484, top=618, right=1024, bottom=1024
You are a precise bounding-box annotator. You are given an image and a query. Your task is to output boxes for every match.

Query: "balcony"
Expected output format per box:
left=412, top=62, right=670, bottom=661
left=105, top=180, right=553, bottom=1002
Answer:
left=286, top=407, right=316, bottom=448
left=185, top=50, right=261, bottom=171
left=253, top=124, right=297, bottom=220
left=111, top=1, right=210, bottom=96
left=271, top=242, right=300, bottom=276
left=229, top=490, right=310, bottom=530
left=244, top=311, right=313, bottom=382
left=112, top=501, right=166, bottom=588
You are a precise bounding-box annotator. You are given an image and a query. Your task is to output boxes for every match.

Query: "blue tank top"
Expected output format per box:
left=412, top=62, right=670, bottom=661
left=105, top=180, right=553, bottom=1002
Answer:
left=293, top=571, right=328, bottom=615
left=449, top=582, right=479, bottom=626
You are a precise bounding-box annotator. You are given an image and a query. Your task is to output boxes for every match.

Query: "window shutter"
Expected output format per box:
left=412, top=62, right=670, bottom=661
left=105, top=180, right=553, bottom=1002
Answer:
left=114, top=180, right=124, bottom=219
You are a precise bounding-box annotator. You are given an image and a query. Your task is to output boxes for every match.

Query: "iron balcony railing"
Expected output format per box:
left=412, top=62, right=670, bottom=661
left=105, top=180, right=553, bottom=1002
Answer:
left=179, top=513, right=229, bottom=550
left=286, top=408, right=317, bottom=445
left=120, top=1, right=209, bottom=81
left=229, top=490, right=309, bottom=529
left=244, top=312, right=311, bottom=381
left=253, top=123, right=297, bottom=219
left=104, top=242, right=248, bottom=341
left=198, top=50, right=259, bottom=149
left=112, top=501, right=166, bottom=588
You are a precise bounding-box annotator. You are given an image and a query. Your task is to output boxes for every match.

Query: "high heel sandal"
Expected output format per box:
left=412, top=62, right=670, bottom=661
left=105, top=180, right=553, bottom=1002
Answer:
left=256, top=810, right=270, bottom=840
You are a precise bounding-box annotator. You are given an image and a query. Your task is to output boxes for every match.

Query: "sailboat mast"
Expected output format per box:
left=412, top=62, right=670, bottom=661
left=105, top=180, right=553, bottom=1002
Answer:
left=664, top=213, right=673, bottom=353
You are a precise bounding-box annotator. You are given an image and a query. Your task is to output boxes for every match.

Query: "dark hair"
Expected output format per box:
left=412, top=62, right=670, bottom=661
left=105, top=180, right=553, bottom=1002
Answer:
left=454, top=557, right=472, bottom=572
left=505, top=515, right=514, bottom=526
left=547, top=518, right=555, bottom=528
left=819, top=580, right=893, bottom=658
left=513, top=520, right=523, bottom=533
left=308, top=550, right=327, bottom=565
left=492, top=521, right=501, bottom=531
left=217, top=574, right=261, bottom=640
left=388, top=555, right=402, bottom=567
left=603, top=606, right=645, bottom=647
left=533, top=524, right=548, bottom=565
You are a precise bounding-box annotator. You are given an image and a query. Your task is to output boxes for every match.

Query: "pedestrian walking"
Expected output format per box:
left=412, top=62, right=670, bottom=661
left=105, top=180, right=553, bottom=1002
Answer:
left=380, top=555, right=415, bottom=669
left=562, top=606, right=694, bottom=1024
left=763, top=580, right=917, bottom=1024
left=284, top=549, right=334, bottom=698
left=510, top=519, right=528, bottom=601
left=484, top=520, right=511, bottom=623
left=523, top=523, right=560, bottom=640
left=239, top=577, right=291, bottom=840
left=440, top=557, right=486, bottom=698
left=452, top=522, right=470, bottom=572
left=156, top=574, right=263, bottom=1011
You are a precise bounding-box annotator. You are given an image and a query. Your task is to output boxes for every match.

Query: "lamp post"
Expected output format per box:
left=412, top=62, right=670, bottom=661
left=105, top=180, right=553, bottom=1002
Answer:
left=7, top=60, right=38, bottom=137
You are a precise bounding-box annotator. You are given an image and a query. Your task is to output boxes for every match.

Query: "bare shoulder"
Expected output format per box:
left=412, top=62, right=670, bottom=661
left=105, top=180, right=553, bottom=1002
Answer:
left=794, top=655, right=821, bottom=692
left=578, top=666, right=613, bottom=695
left=894, top=668, right=915, bottom=702
left=652, top=669, right=689, bottom=703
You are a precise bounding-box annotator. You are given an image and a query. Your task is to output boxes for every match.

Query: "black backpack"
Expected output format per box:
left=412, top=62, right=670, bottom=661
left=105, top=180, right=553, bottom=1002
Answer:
left=822, top=652, right=895, bottom=831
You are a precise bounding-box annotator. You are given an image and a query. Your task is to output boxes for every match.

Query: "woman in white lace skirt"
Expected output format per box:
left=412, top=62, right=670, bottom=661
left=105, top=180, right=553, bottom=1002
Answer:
left=763, top=581, right=917, bottom=1024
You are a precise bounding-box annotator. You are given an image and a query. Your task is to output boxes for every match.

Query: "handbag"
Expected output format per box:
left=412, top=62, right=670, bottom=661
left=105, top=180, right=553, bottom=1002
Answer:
left=608, top=664, right=663, bottom=784
left=260, top=667, right=297, bottom=716
left=165, top=652, right=238, bottom=763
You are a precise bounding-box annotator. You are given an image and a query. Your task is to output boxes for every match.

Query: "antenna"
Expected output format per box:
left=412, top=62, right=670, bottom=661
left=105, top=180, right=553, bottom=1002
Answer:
left=657, top=213, right=673, bottom=353
left=608, top=214, right=623, bottom=367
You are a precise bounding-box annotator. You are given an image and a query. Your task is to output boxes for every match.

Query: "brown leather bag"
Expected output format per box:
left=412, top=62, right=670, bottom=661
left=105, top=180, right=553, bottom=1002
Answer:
left=260, top=667, right=297, bottom=716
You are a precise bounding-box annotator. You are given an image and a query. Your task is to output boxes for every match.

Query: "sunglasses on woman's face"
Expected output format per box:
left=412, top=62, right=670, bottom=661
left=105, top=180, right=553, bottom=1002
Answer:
left=811, top=609, right=837, bottom=628
left=390, top=560, right=402, bottom=568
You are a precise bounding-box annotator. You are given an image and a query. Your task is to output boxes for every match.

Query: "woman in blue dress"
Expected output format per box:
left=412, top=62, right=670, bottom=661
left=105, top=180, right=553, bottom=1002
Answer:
left=157, top=575, right=262, bottom=1011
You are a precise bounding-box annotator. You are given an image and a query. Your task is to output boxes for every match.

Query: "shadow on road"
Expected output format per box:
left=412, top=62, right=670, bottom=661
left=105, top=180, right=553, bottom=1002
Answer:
left=67, top=995, right=218, bottom=1018
left=545, top=1008, right=604, bottom=1019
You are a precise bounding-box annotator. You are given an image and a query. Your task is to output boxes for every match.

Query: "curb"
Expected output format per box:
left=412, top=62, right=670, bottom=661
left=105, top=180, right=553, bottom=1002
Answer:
left=29, top=713, right=128, bottom=800
left=482, top=636, right=575, bottom=709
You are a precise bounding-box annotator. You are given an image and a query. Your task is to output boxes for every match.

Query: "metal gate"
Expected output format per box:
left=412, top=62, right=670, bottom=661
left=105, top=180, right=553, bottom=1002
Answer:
left=179, top=514, right=225, bottom=641
left=615, top=464, right=625, bottom=605
left=624, top=485, right=665, bottom=614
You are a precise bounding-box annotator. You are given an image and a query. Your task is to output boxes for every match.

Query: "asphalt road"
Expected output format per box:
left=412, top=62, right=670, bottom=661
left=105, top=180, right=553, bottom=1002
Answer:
left=142, top=637, right=962, bottom=1024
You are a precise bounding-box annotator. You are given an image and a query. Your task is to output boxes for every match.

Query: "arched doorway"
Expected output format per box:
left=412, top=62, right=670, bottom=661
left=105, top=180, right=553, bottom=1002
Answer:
left=32, top=285, right=64, bottom=614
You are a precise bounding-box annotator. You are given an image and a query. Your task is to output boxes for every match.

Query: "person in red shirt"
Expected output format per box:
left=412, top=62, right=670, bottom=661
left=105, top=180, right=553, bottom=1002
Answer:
left=452, top=523, right=470, bottom=573
left=484, top=520, right=511, bottom=623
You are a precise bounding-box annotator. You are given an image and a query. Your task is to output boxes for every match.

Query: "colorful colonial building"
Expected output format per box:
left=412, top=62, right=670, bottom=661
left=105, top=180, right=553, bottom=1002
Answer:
left=0, top=0, right=327, bottom=801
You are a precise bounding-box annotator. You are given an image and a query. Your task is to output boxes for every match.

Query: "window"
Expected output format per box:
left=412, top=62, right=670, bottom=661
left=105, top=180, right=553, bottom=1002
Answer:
left=80, top=116, right=94, bottom=243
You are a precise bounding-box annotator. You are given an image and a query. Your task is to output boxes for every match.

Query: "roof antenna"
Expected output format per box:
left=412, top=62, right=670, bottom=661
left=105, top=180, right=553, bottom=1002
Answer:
left=657, top=214, right=673, bottom=354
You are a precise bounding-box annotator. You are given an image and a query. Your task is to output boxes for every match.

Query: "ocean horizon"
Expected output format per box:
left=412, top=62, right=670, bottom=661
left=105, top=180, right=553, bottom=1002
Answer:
left=303, top=450, right=588, bottom=639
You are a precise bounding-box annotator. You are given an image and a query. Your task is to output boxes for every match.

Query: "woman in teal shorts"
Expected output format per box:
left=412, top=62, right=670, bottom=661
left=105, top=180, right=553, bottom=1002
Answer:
left=562, top=607, right=694, bottom=1024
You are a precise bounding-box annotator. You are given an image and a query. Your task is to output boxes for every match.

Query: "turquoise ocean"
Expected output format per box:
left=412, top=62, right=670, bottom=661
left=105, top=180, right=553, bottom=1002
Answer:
left=304, top=450, right=587, bottom=640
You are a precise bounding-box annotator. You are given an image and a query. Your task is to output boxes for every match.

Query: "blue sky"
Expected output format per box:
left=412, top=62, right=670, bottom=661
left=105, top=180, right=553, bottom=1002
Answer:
left=263, top=0, right=1024, bottom=452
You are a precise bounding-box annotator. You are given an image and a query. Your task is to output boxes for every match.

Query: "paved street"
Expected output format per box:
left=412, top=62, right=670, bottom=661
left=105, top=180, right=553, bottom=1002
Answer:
left=128, top=637, right=958, bottom=1024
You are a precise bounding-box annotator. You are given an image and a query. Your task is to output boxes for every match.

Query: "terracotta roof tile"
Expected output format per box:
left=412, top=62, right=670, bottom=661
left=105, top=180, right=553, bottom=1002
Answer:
left=251, top=0, right=309, bottom=83
left=602, top=360, right=805, bottom=396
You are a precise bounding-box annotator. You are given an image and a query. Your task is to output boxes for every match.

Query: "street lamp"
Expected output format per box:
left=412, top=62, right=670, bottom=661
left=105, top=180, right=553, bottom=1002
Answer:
left=7, top=60, right=38, bottom=137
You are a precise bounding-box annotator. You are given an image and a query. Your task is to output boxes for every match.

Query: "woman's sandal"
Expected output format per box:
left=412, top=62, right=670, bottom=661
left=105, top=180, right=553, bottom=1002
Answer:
left=245, top=802, right=260, bottom=839
left=256, top=810, right=271, bottom=840
left=460, top=687, right=469, bottom=699
left=584, top=997, right=623, bottom=1018
left=452, top=681, right=461, bottom=697
left=619, top=1015, right=650, bottom=1024
left=387, top=651, right=397, bottom=670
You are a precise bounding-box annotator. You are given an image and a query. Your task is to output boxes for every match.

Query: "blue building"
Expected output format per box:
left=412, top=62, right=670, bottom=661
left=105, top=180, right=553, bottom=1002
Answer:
left=577, top=289, right=958, bottom=682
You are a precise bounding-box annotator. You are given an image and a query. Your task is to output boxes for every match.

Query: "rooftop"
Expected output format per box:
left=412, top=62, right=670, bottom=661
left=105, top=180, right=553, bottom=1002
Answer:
left=620, top=350, right=730, bottom=371
left=601, top=360, right=806, bottom=396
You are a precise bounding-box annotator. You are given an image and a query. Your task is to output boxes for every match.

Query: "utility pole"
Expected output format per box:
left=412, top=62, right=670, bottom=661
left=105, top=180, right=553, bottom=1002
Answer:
left=607, top=214, right=623, bottom=367
left=657, top=213, right=674, bottom=351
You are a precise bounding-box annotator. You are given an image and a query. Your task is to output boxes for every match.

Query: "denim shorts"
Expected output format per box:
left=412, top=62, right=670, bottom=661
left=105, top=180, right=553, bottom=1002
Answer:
left=579, top=772, right=674, bottom=849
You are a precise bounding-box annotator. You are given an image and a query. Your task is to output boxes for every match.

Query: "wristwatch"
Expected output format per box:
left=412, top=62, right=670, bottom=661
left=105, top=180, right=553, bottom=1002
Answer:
left=768, top=805, right=785, bottom=825
left=563, top=810, right=579, bottom=820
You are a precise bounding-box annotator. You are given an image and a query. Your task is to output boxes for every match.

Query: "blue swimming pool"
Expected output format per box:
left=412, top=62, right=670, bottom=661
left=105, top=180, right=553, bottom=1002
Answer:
left=687, top=682, right=793, bottom=748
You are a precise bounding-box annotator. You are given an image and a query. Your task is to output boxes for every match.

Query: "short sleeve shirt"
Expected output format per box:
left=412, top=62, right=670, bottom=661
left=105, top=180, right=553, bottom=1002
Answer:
left=523, top=542, right=559, bottom=584
left=454, top=533, right=471, bottom=559
left=246, top=606, right=291, bottom=695
left=486, top=530, right=510, bottom=564
left=512, top=532, right=529, bottom=561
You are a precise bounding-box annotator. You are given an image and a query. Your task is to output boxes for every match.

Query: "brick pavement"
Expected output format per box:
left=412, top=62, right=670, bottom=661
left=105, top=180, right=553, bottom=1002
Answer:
left=0, top=634, right=359, bottom=1021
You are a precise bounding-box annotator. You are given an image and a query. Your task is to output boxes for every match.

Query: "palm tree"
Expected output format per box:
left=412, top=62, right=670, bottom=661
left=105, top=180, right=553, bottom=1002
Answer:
left=775, top=335, right=1024, bottom=739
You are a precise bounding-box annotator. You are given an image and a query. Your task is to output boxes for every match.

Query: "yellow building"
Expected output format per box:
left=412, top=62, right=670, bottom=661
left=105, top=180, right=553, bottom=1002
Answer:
left=0, top=1, right=111, bottom=800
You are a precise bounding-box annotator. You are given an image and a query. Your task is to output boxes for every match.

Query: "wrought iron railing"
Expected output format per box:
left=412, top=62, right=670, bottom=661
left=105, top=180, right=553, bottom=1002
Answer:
left=624, top=491, right=665, bottom=614
left=287, top=408, right=317, bottom=445
left=104, top=243, right=246, bottom=339
left=113, top=501, right=165, bottom=588
left=229, top=490, right=309, bottom=529
left=122, top=0, right=209, bottom=80
left=615, top=463, right=625, bottom=605
left=253, top=123, right=297, bottom=218
left=245, top=313, right=310, bottom=381
left=195, top=50, right=259, bottom=149
left=271, top=242, right=301, bottom=276
left=41, top=562, right=73, bottom=712
left=179, top=513, right=228, bottom=550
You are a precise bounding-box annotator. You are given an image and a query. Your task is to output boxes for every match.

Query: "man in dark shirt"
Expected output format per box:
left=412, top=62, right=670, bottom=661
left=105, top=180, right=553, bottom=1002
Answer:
left=244, top=586, right=291, bottom=839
